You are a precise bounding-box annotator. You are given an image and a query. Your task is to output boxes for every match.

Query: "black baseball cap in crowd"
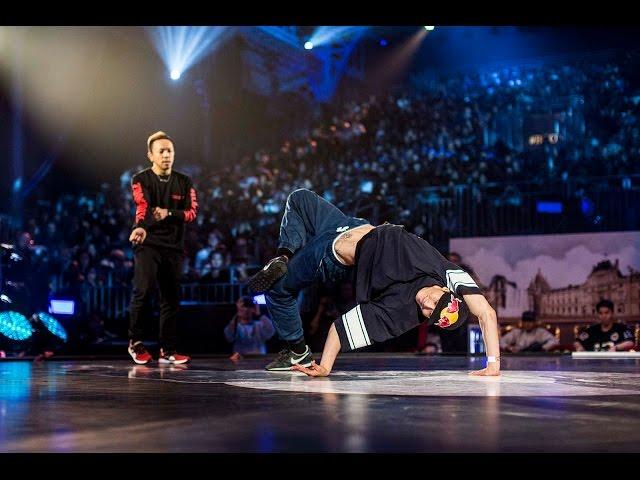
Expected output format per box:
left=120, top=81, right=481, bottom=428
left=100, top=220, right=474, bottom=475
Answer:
left=239, top=295, right=255, bottom=307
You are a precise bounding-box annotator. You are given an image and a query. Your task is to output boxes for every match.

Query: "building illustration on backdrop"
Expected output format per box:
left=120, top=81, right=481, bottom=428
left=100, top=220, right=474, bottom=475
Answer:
left=527, top=259, right=640, bottom=321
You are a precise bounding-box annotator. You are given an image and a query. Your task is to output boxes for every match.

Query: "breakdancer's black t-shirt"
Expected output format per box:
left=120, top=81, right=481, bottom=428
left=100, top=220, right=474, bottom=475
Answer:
left=336, top=224, right=482, bottom=350
left=131, top=168, right=198, bottom=251
left=576, top=323, right=634, bottom=351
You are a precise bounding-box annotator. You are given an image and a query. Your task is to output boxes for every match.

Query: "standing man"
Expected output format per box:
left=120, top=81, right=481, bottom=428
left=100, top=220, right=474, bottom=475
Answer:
left=127, top=131, right=198, bottom=364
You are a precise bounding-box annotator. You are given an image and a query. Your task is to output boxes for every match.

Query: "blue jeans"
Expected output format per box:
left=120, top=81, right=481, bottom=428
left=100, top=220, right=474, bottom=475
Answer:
left=266, top=189, right=369, bottom=342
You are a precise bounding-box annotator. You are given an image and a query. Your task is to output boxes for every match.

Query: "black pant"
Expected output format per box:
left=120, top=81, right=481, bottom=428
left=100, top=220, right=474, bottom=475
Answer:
left=129, top=246, right=183, bottom=351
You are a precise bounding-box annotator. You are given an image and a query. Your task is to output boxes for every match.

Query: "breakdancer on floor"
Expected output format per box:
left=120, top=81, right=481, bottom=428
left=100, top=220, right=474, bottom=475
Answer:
left=248, top=189, right=500, bottom=376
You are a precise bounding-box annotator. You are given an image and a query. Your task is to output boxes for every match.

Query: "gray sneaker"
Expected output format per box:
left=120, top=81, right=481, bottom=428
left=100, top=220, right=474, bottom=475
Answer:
left=265, top=346, right=314, bottom=371
left=247, top=255, right=288, bottom=293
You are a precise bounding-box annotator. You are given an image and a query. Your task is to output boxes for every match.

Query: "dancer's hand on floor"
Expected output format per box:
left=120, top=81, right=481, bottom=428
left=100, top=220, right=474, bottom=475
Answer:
left=293, top=361, right=330, bottom=377
left=469, top=364, right=501, bottom=376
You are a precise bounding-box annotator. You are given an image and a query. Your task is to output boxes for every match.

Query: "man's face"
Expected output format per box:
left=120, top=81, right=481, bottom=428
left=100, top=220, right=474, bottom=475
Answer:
left=208, top=233, right=219, bottom=248
left=211, top=253, right=224, bottom=269
left=148, top=139, right=174, bottom=172
left=597, top=307, right=613, bottom=325
left=236, top=299, right=253, bottom=321
left=522, top=320, right=536, bottom=332
left=416, top=286, right=448, bottom=318
left=448, top=253, right=461, bottom=264
left=87, top=269, right=97, bottom=283
left=18, top=232, right=32, bottom=250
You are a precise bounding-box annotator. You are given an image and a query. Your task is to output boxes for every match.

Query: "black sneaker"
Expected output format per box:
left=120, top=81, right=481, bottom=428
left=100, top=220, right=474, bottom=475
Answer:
left=265, top=346, right=314, bottom=371
left=247, top=255, right=288, bottom=293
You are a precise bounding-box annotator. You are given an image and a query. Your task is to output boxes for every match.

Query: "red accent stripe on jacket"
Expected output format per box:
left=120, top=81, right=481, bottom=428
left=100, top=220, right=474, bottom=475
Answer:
left=184, top=187, right=198, bottom=223
left=132, top=183, right=148, bottom=224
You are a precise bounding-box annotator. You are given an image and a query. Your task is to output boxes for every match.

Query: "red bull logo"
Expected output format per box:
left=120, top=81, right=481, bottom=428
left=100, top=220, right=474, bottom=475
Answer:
left=435, top=295, right=459, bottom=328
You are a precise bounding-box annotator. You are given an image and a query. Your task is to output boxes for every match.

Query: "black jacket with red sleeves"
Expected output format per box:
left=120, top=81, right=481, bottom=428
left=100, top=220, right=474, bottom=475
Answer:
left=131, top=168, right=198, bottom=251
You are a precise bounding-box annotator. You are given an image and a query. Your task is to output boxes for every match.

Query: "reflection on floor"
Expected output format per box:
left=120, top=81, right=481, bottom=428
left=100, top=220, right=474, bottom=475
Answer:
left=1, top=354, right=640, bottom=452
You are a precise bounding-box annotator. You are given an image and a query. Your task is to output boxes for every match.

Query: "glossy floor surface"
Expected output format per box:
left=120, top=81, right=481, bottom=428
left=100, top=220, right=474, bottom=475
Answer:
left=2, top=354, right=639, bottom=452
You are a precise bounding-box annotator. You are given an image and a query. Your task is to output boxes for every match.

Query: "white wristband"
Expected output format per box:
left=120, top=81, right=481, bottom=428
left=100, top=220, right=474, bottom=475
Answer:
left=486, top=356, right=499, bottom=363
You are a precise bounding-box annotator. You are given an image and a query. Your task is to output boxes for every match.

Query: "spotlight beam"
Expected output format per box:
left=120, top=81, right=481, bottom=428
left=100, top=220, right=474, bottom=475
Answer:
left=146, top=26, right=233, bottom=80
left=308, top=26, right=368, bottom=47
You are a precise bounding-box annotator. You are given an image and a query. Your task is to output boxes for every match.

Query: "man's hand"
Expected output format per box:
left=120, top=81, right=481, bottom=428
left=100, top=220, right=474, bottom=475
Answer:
left=129, top=228, right=147, bottom=245
left=469, top=363, right=501, bottom=376
left=292, top=361, right=330, bottom=377
left=153, top=207, right=169, bottom=221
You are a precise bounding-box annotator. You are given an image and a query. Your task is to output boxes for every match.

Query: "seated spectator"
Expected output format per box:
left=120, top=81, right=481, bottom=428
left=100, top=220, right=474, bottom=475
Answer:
left=500, top=311, right=559, bottom=352
left=233, top=255, right=259, bottom=284
left=574, top=299, right=635, bottom=352
left=199, top=251, right=230, bottom=283
left=416, top=324, right=442, bottom=355
left=224, top=296, right=275, bottom=356
left=181, top=257, right=201, bottom=282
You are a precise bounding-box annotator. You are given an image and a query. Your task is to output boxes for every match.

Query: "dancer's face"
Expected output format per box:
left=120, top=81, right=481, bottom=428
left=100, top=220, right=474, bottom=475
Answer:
left=148, top=139, right=174, bottom=173
left=416, top=286, right=448, bottom=318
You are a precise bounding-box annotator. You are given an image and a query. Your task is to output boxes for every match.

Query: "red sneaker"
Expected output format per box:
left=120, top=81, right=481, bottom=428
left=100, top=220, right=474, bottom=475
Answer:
left=158, top=349, right=190, bottom=365
left=128, top=341, right=152, bottom=365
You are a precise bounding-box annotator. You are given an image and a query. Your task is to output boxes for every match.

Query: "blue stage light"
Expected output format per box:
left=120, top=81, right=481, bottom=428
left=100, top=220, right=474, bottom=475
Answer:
left=0, top=311, right=33, bottom=341
left=307, top=26, right=368, bottom=47
left=35, top=312, right=68, bottom=342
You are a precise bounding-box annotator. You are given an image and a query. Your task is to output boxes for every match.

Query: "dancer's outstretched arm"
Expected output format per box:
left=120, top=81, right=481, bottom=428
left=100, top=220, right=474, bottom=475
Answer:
left=465, top=293, right=501, bottom=376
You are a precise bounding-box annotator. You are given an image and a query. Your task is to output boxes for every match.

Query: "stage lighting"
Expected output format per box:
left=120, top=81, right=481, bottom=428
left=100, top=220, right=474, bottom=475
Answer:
left=35, top=312, right=68, bottom=343
left=304, top=41, right=313, bottom=50
left=307, top=26, right=368, bottom=47
left=49, top=299, right=75, bottom=315
left=147, top=26, right=230, bottom=81
left=536, top=201, right=563, bottom=214
left=424, top=26, right=435, bottom=31
left=0, top=311, right=33, bottom=341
